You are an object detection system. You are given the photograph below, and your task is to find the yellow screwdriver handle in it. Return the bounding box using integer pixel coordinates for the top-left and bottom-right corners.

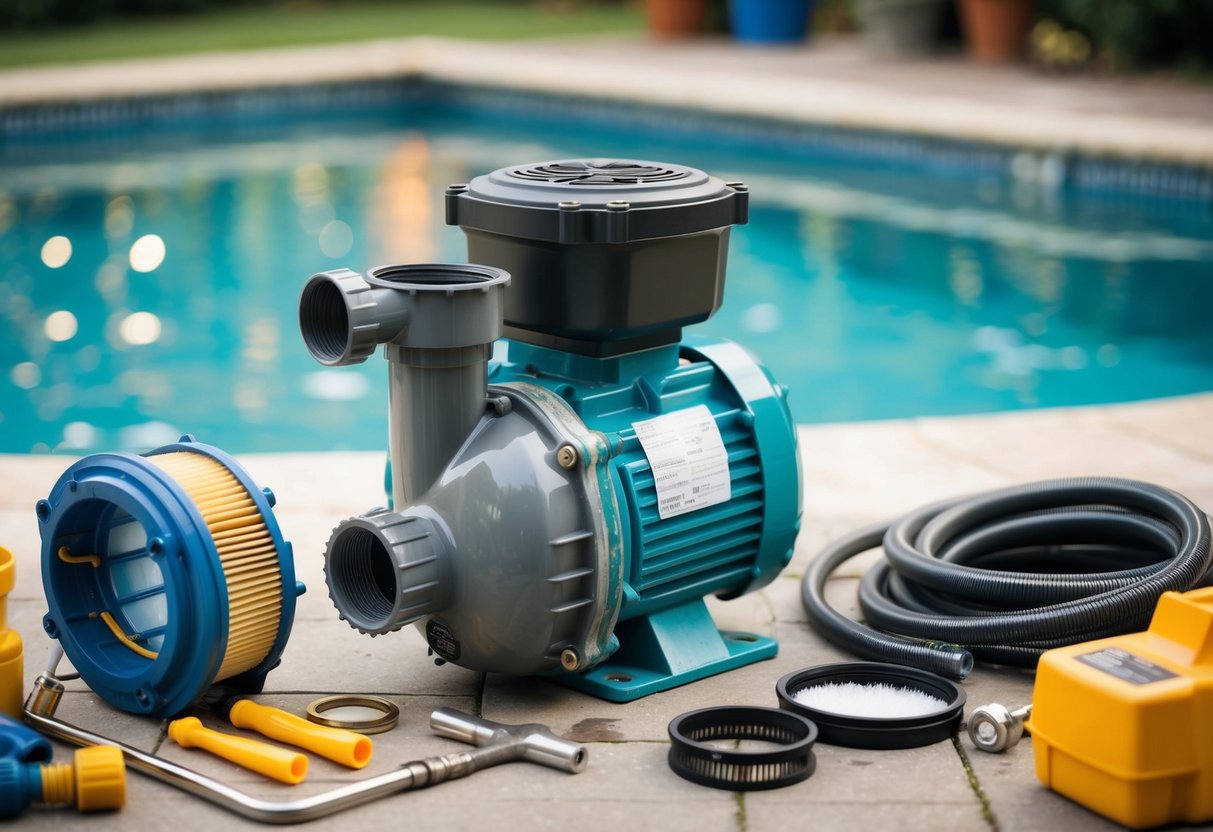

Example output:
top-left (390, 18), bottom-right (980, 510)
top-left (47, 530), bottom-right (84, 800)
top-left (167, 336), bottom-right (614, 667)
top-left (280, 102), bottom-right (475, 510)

top-left (229, 699), bottom-right (372, 769)
top-left (168, 716), bottom-right (308, 785)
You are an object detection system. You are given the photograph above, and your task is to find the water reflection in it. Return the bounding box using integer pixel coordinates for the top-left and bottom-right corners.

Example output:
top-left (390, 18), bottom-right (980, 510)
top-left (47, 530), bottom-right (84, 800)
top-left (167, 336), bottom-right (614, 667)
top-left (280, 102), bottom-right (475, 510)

top-left (741, 303), bottom-right (781, 334)
top-left (0, 194), bottom-right (14, 235)
top-left (371, 135), bottom-right (436, 263)
top-left (0, 107), bottom-right (1210, 454)
top-left (114, 311), bottom-right (162, 347)
top-left (299, 200), bottom-right (335, 234)
top-left (105, 196), bottom-right (135, 239)
top-left (44, 310), bottom-right (78, 342)
top-left (95, 259), bottom-right (127, 300)
top-left (242, 318), bottom-right (279, 365)
top-left (129, 234), bottom-right (166, 273)
top-left (947, 246), bottom-right (983, 307)
top-left (10, 362), bottom-right (40, 389)
top-left (318, 220), bottom-right (353, 258)
top-left (40, 235), bottom-right (72, 268)
top-left (303, 369), bottom-right (371, 401)
top-left (61, 420), bottom-right (100, 449)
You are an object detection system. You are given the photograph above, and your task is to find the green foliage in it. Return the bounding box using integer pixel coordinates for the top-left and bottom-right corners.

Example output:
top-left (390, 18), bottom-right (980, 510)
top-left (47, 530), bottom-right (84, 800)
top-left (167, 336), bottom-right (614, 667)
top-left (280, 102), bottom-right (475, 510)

top-left (1040, 0), bottom-right (1213, 71)
top-left (0, 0), bottom-right (615, 31)
top-left (0, 1), bottom-right (644, 66)
top-left (1, 0), bottom-right (104, 27)
top-left (0, 0), bottom-right (225, 28)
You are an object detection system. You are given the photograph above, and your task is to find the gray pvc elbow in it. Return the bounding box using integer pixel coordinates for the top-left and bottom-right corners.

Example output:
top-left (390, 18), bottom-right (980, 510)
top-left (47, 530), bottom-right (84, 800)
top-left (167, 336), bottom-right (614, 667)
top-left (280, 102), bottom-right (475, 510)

top-left (298, 268), bottom-right (410, 366)
top-left (298, 263), bottom-right (511, 366)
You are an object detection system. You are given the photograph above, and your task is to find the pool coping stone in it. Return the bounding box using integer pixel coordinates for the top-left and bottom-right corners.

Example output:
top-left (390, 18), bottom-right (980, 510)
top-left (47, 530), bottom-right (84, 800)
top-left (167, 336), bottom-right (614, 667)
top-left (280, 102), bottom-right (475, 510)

top-left (1, 34), bottom-right (1212, 169)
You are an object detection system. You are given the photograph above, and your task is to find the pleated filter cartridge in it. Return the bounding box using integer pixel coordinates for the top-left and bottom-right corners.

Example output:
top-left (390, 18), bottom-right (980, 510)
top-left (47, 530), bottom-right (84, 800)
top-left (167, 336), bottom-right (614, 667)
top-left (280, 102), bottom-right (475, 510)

top-left (37, 437), bottom-right (304, 717)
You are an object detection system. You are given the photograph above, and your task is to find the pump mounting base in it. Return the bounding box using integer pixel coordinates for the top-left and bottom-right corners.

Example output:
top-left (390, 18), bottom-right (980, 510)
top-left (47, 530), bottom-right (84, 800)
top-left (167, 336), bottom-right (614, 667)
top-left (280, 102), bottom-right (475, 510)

top-left (558, 598), bottom-right (777, 702)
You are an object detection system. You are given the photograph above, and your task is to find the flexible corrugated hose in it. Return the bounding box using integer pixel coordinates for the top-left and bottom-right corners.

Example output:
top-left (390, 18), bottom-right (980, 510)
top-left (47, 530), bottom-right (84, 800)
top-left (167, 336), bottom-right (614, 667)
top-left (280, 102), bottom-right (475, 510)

top-left (801, 477), bottom-right (1213, 679)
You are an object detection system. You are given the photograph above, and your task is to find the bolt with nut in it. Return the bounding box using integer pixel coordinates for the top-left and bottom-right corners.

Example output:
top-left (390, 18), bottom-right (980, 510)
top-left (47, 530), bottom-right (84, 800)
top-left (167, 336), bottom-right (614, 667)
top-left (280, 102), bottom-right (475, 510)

top-left (556, 444), bottom-right (579, 469)
top-left (967, 703), bottom-right (1032, 753)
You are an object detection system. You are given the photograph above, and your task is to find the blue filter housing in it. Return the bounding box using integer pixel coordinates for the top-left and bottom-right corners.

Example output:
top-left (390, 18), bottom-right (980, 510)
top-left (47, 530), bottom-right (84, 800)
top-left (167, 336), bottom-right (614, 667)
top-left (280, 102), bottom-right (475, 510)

top-left (37, 437), bottom-right (303, 717)
top-left (300, 159), bottom-right (801, 701)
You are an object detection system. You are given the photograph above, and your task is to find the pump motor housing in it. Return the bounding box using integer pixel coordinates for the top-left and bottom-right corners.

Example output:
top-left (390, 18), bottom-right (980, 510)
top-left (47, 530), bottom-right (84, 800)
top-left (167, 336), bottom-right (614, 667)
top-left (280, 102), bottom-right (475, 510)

top-left (300, 159), bottom-right (801, 701)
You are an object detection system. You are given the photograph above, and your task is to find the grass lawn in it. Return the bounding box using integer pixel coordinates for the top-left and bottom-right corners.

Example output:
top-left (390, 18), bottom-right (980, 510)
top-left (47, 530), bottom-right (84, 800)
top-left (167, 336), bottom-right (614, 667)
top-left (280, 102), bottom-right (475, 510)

top-left (0, 1), bottom-right (645, 69)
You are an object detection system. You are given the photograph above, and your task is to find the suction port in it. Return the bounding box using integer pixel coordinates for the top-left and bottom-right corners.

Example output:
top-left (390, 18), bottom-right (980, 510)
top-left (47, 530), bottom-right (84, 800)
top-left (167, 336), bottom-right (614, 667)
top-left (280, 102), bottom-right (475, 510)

top-left (298, 275), bottom-right (356, 365)
top-left (324, 507), bottom-right (452, 636)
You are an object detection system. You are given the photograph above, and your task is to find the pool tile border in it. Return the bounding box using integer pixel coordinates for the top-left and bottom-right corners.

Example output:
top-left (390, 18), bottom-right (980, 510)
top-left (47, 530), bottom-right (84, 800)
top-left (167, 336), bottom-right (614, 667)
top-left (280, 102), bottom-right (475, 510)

top-left (4, 75), bottom-right (1211, 203)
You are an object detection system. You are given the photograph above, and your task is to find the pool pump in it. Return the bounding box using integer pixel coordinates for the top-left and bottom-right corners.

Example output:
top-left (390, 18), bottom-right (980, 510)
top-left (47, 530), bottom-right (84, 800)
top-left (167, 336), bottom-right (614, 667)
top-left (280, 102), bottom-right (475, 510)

top-left (299, 159), bottom-right (801, 701)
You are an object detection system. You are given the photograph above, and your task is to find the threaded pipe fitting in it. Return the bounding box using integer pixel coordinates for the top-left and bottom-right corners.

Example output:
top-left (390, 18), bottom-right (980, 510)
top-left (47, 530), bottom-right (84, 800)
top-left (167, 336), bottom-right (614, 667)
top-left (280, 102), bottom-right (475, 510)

top-left (37, 761), bottom-right (75, 805)
top-left (299, 268), bottom-right (404, 366)
top-left (72, 747), bottom-right (125, 811)
top-left (324, 507), bottom-right (453, 636)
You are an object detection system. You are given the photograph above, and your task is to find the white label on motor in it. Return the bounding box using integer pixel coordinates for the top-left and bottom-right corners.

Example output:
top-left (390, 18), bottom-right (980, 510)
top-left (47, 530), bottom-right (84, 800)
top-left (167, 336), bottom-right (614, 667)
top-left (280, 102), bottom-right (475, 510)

top-left (633, 404), bottom-right (731, 520)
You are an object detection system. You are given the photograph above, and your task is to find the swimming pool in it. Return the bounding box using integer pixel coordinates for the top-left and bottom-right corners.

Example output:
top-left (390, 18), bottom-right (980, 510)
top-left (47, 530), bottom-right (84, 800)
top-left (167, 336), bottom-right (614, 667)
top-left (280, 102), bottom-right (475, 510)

top-left (2, 84), bottom-right (1211, 454)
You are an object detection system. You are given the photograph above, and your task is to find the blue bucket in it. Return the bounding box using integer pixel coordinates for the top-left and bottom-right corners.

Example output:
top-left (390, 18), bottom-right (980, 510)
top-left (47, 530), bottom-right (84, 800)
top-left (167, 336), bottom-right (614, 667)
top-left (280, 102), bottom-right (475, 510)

top-left (729, 0), bottom-right (814, 43)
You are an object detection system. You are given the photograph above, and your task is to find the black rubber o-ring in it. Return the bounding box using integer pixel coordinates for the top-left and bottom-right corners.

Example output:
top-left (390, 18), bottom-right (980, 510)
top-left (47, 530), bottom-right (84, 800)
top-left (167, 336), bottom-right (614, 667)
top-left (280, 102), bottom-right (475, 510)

top-left (667, 706), bottom-right (817, 791)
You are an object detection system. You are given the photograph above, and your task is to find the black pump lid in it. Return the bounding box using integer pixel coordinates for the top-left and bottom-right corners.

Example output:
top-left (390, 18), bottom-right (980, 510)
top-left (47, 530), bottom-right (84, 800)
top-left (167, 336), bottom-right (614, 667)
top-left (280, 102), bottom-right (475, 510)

top-left (445, 158), bottom-right (748, 245)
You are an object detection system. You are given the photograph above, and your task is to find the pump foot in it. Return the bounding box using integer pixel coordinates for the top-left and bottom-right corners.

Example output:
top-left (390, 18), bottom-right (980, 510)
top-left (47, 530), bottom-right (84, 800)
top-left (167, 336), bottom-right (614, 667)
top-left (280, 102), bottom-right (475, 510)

top-left (558, 598), bottom-right (777, 702)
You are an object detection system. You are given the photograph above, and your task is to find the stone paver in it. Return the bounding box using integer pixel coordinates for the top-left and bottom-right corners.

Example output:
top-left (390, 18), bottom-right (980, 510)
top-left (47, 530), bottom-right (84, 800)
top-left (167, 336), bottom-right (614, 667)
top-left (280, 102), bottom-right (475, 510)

top-left (3, 392), bottom-right (1209, 829)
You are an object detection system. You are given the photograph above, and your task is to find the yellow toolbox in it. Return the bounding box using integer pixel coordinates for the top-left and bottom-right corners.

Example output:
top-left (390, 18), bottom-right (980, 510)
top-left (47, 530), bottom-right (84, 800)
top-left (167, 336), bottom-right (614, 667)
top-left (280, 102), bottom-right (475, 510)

top-left (1030, 587), bottom-right (1213, 828)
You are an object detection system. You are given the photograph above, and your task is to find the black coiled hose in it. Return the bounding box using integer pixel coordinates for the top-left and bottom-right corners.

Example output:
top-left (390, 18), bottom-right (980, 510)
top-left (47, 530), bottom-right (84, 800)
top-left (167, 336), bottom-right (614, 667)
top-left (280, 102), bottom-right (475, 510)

top-left (801, 477), bottom-right (1213, 680)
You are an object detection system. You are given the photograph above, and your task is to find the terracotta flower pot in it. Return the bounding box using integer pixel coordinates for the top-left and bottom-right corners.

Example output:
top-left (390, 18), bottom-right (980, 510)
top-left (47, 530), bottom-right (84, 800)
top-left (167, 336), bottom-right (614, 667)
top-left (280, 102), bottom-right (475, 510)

top-left (959, 0), bottom-right (1036, 63)
top-left (646, 0), bottom-right (707, 38)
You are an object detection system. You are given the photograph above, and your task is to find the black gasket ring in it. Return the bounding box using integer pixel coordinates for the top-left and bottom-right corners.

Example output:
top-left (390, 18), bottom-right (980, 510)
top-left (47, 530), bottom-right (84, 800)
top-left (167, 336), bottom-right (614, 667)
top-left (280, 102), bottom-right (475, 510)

top-left (667, 706), bottom-right (817, 791)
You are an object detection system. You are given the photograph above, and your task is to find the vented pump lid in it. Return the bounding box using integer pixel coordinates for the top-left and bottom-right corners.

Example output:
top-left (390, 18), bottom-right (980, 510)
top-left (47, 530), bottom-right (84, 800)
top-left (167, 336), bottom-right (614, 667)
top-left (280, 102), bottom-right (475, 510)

top-left (445, 159), bottom-right (748, 245)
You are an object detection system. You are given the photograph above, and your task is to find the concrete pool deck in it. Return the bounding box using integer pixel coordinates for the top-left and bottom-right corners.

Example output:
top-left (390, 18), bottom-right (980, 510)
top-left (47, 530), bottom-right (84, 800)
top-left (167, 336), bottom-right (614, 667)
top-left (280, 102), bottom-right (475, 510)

top-left (2, 33), bottom-right (1213, 167)
top-left (2, 30), bottom-right (1213, 832)
top-left (3, 393), bottom-right (1213, 831)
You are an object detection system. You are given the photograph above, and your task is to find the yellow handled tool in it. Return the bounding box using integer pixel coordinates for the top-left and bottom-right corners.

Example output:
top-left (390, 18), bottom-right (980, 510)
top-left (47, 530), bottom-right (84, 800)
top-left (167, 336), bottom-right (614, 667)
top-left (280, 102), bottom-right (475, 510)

top-left (0, 546), bottom-right (23, 719)
top-left (228, 699), bottom-right (372, 769)
top-left (168, 717), bottom-right (307, 785)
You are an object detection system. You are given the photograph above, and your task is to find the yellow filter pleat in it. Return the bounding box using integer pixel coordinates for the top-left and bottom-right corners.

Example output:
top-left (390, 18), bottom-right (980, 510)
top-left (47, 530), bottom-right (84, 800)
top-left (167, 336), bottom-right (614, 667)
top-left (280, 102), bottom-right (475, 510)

top-left (148, 451), bottom-right (283, 682)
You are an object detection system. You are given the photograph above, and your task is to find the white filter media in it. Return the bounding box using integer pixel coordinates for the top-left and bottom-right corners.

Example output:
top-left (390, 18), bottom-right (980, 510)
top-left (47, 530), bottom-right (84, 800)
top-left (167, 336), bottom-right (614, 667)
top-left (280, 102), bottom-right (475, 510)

top-left (792, 682), bottom-right (947, 718)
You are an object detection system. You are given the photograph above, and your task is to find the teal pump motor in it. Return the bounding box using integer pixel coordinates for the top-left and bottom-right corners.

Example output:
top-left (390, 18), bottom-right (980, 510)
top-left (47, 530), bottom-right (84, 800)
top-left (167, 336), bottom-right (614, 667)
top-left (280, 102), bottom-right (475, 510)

top-left (299, 159), bottom-right (801, 701)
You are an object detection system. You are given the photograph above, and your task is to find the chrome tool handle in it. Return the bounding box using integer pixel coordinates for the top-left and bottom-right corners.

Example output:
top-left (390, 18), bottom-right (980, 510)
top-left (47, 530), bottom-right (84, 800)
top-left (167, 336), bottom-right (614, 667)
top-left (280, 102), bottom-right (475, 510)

top-left (430, 707), bottom-right (502, 747)
top-left (24, 678), bottom-right (585, 825)
top-left (430, 708), bottom-right (587, 773)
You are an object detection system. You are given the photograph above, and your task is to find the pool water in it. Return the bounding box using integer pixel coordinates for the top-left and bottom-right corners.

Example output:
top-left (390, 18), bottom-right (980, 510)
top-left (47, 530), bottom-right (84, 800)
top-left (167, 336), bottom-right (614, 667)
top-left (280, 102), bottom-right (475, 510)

top-left (2, 88), bottom-right (1211, 454)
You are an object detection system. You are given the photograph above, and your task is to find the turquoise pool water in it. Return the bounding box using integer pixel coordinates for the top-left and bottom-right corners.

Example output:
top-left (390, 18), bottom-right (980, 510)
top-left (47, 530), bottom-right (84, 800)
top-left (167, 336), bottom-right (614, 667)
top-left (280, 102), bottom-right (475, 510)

top-left (2, 87), bottom-right (1211, 454)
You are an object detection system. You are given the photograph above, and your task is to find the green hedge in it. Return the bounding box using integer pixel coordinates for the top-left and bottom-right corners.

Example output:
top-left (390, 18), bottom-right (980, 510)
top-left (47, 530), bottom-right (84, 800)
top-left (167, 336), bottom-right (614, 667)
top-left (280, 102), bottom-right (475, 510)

top-left (0, 0), bottom-right (224, 28)
top-left (1040, 0), bottom-right (1213, 71)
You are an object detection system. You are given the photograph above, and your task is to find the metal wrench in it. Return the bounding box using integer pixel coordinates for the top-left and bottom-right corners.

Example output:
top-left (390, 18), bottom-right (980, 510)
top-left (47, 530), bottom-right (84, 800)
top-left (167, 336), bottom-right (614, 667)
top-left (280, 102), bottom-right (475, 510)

top-left (23, 674), bottom-right (586, 824)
